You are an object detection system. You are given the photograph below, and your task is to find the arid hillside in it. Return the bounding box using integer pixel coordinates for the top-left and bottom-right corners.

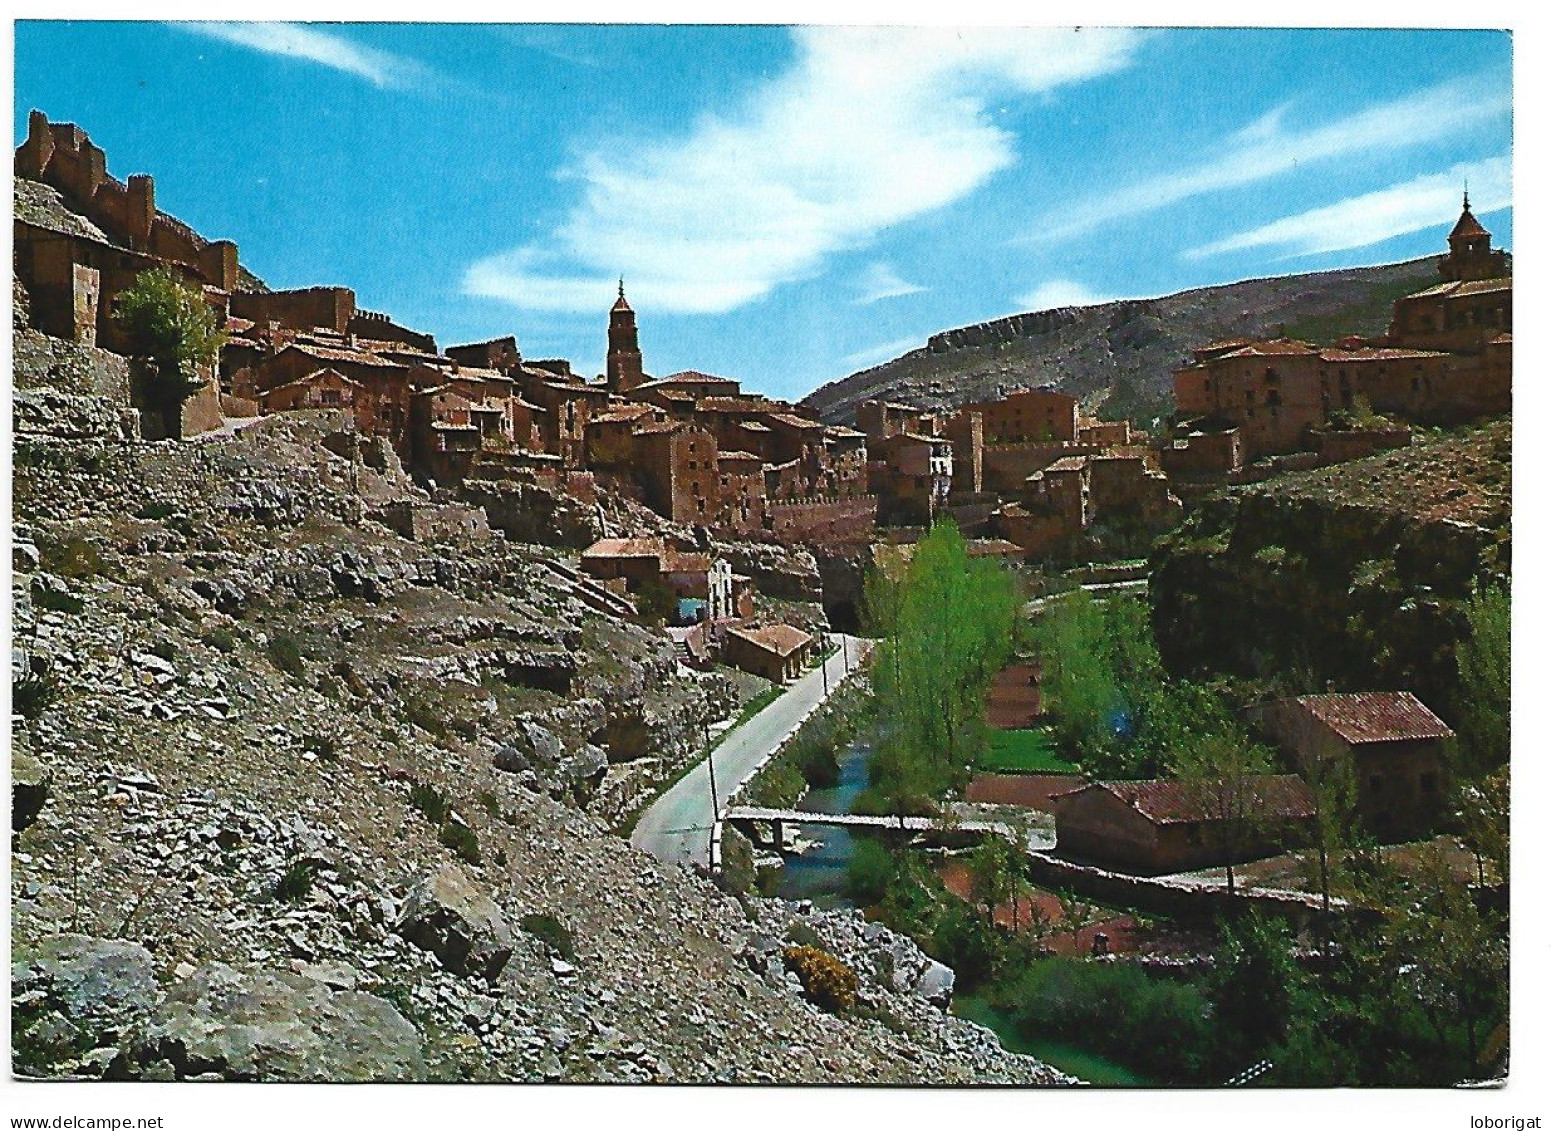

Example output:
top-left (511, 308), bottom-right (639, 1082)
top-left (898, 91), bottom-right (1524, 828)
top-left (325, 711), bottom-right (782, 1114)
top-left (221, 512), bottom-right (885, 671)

top-left (802, 258), bottom-right (1440, 427)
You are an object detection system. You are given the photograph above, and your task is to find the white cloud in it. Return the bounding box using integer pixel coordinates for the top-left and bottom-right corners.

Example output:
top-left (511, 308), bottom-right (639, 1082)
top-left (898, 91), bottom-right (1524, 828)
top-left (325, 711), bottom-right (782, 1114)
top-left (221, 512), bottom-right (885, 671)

top-left (180, 22), bottom-right (423, 88)
top-left (1035, 72), bottom-right (1511, 242)
top-left (840, 336), bottom-right (923, 370)
top-left (1016, 279), bottom-right (1112, 310)
top-left (464, 26), bottom-right (1143, 315)
top-left (1185, 155), bottom-right (1511, 260)
top-left (854, 262), bottom-right (927, 305)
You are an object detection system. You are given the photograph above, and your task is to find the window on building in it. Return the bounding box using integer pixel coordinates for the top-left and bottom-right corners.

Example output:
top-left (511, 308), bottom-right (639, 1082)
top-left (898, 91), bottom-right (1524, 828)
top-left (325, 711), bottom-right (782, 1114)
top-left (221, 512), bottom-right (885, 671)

top-left (696, 499), bottom-right (706, 514)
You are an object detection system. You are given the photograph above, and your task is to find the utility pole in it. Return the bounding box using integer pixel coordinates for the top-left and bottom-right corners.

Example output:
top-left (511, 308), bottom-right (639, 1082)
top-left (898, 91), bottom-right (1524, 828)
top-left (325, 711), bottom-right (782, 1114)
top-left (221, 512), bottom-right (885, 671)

top-left (705, 720), bottom-right (720, 865)
top-left (821, 633), bottom-right (830, 697)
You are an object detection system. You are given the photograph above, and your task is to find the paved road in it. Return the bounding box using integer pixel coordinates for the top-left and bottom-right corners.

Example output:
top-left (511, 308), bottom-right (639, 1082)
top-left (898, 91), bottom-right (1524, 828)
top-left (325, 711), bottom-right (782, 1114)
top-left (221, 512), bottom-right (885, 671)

top-left (630, 633), bottom-right (871, 869)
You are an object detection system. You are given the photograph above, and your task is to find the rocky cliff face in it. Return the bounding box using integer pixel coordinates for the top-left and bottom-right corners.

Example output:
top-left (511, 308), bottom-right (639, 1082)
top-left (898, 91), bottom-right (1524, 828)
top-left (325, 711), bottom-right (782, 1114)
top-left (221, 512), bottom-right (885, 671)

top-left (801, 258), bottom-right (1439, 426)
top-left (1148, 421), bottom-right (1510, 714)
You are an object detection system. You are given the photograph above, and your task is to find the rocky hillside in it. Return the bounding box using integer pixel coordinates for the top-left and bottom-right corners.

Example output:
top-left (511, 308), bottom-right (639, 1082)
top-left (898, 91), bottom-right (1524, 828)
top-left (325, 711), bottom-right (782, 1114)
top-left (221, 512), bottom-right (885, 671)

top-left (802, 258), bottom-right (1439, 426)
top-left (1148, 419), bottom-right (1511, 715)
top-left (11, 286), bottom-right (1064, 1084)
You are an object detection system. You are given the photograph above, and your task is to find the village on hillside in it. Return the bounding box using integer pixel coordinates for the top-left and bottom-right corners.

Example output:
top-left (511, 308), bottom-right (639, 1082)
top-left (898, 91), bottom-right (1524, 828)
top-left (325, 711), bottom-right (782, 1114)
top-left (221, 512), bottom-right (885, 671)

top-left (12, 68), bottom-right (1512, 1101)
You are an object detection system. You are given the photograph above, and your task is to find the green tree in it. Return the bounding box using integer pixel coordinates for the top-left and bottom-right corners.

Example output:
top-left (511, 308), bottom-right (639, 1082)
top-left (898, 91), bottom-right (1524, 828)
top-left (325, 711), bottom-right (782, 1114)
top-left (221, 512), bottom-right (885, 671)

top-left (1210, 912), bottom-right (1298, 1052)
top-left (112, 267), bottom-right (225, 434)
top-left (966, 835), bottom-right (1017, 928)
top-left (1386, 846), bottom-right (1508, 1074)
top-left (1301, 751), bottom-right (1359, 940)
top-left (1455, 583), bottom-right (1509, 773)
top-left (1456, 766), bottom-right (1509, 886)
top-left (866, 521), bottom-right (1021, 808)
top-left (633, 576), bottom-right (678, 625)
top-left (1169, 733), bottom-right (1275, 897)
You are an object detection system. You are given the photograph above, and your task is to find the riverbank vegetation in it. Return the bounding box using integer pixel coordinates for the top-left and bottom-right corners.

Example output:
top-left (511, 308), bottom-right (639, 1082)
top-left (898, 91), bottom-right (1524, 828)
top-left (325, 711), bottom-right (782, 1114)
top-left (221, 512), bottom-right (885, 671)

top-left (740, 677), bottom-right (875, 809)
top-left (860, 521), bottom-right (1022, 812)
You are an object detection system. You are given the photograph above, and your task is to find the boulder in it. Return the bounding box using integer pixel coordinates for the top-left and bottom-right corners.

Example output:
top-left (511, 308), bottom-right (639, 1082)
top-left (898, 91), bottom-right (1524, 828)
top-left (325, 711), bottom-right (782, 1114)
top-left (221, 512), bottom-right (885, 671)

top-left (12, 933), bottom-right (158, 1032)
top-left (121, 964), bottom-right (424, 1082)
top-left (913, 959), bottom-right (956, 1008)
top-left (494, 718), bottom-right (564, 774)
top-left (396, 863), bottom-right (514, 981)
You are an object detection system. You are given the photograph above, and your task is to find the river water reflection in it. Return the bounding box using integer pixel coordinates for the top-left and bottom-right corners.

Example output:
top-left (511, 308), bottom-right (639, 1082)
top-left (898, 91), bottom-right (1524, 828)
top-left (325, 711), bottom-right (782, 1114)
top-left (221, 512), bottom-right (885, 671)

top-left (772, 741), bottom-right (870, 908)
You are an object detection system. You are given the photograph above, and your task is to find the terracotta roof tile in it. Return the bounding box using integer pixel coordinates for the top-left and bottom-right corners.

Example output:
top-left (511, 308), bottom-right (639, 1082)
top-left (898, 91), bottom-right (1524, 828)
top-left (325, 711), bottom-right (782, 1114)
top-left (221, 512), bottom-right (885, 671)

top-left (729, 624), bottom-right (814, 657)
top-left (1292, 691), bottom-right (1454, 745)
top-left (1060, 776), bottom-right (1316, 825)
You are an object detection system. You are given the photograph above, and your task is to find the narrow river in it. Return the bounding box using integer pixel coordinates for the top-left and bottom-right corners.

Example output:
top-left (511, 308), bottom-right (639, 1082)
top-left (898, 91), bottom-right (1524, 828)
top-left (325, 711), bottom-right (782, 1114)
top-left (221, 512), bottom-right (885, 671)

top-left (772, 741), bottom-right (870, 908)
top-left (766, 739), bottom-right (1149, 1086)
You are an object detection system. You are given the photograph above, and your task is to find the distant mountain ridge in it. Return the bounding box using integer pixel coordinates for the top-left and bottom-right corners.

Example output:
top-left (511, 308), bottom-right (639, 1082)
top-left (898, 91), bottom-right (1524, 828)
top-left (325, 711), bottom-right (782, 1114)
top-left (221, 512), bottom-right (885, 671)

top-left (801, 258), bottom-right (1442, 427)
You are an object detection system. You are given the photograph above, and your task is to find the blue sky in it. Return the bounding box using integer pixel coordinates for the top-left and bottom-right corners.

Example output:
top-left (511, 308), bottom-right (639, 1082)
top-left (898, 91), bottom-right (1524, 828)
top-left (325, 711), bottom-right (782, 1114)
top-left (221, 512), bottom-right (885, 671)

top-left (15, 23), bottom-right (1512, 400)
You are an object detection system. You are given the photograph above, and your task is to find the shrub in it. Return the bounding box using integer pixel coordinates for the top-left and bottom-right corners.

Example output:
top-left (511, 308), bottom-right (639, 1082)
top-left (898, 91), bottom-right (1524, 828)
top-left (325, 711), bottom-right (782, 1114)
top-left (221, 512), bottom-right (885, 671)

top-left (845, 838), bottom-right (895, 906)
top-left (135, 501), bottom-right (180, 522)
top-left (519, 912), bottom-right (576, 961)
top-left (42, 537), bottom-right (104, 581)
top-left (149, 639), bottom-right (178, 663)
top-left (266, 634), bottom-right (306, 678)
top-left (275, 858), bottom-right (316, 903)
top-left (992, 957), bottom-right (1217, 1083)
top-left (33, 586), bottom-right (85, 616)
top-left (438, 819), bottom-right (481, 866)
top-left (929, 901), bottom-right (999, 989)
top-left (13, 671), bottom-right (58, 720)
top-left (477, 789), bottom-right (501, 818)
top-left (302, 733), bottom-right (338, 762)
top-left (408, 781), bottom-right (450, 825)
top-left (204, 627), bottom-right (237, 653)
top-left (783, 945), bottom-right (859, 1013)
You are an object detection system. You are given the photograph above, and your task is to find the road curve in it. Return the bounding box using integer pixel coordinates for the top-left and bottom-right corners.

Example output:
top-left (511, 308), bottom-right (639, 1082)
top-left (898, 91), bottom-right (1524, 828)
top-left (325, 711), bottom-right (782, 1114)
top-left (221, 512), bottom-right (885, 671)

top-left (630, 633), bottom-right (872, 870)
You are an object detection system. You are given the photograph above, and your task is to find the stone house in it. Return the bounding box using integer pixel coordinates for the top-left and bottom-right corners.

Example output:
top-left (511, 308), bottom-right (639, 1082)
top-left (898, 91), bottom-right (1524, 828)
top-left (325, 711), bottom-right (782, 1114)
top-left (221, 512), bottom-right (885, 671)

top-left (957, 387), bottom-right (1079, 444)
top-left (1172, 198), bottom-right (1512, 466)
top-left (445, 334), bottom-right (522, 373)
top-left (869, 431), bottom-right (953, 524)
top-left (1051, 776), bottom-right (1317, 875)
top-left (1251, 691), bottom-right (1455, 840)
top-left (240, 342), bottom-right (412, 450)
top-left (259, 367), bottom-right (360, 414)
top-left (723, 624), bottom-right (817, 684)
top-left (856, 399), bottom-right (943, 441)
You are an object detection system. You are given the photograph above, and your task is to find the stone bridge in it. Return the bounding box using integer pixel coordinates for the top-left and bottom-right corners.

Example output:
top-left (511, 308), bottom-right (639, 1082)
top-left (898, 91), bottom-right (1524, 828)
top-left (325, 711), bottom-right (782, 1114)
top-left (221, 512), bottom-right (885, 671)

top-left (722, 806), bottom-right (1035, 850)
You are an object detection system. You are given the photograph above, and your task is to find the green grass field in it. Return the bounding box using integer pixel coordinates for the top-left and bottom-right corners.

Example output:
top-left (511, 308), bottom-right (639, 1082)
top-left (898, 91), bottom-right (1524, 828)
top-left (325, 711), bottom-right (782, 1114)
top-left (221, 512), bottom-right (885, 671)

top-left (978, 728), bottom-right (1080, 774)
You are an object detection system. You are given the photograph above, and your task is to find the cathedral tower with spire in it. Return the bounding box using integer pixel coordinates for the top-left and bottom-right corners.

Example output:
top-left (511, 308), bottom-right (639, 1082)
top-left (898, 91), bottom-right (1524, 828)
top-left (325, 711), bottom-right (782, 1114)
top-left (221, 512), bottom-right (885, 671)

top-left (1440, 191), bottom-right (1509, 283)
top-left (606, 280), bottom-right (646, 394)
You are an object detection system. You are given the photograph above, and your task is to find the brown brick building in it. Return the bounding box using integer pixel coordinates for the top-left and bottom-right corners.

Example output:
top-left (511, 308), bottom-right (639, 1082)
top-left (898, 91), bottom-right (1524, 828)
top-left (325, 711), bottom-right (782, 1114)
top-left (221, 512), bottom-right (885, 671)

top-left (1051, 776), bottom-right (1317, 875)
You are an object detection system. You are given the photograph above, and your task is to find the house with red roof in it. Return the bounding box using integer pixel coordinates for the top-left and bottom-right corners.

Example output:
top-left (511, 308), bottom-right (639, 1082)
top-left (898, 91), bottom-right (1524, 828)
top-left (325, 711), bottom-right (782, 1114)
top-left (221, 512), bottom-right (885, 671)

top-left (1252, 691), bottom-right (1455, 839)
top-left (1051, 775), bottom-right (1317, 874)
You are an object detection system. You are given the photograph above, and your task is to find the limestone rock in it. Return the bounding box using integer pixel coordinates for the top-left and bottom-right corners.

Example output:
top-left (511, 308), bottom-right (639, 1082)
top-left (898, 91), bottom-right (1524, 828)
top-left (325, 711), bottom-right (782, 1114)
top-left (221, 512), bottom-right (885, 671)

top-left (913, 959), bottom-right (956, 1007)
top-left (396, 863), bottom-right (514, 982)
top-left (121, 963), bottom-right (425, 1082)
top-left (12, 934), bottom-right (159, 1032)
